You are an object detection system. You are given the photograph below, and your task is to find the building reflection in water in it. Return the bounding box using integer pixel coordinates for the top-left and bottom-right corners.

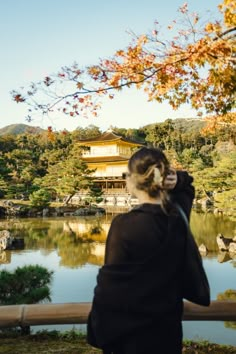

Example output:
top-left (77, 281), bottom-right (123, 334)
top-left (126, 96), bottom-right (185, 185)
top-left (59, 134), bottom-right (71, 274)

top-left (54, 219), bottom-right (109, 267)
top-left (0, 250), bottom-right (11, 264)
top-left (63, 219), bottom-right (110, 242)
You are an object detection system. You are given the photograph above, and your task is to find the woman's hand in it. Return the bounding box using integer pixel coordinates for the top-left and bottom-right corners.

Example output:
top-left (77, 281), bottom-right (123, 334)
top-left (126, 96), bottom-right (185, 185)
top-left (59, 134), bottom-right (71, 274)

top-left (162, 169), bottom-right (177, 190)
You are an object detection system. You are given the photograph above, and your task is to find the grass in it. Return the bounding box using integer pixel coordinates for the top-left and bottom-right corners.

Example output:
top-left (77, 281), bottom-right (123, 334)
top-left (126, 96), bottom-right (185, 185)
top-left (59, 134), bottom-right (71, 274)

top-left (0, 330), bottom-right (235, 354)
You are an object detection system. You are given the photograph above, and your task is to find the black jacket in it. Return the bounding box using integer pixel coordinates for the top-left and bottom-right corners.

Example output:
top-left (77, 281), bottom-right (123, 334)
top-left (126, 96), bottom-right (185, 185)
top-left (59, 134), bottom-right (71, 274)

top-left (87, 171), bottom-right (195, 349)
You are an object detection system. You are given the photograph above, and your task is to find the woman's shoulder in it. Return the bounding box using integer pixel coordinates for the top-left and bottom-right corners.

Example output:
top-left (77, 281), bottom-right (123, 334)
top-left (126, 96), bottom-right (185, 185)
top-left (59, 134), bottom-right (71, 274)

top-left (111, 210), bottom-right (139, 224)
top-left (111, 205), bottom-right (163, 228)
top-left (110, 207), bottom-right (150, 225)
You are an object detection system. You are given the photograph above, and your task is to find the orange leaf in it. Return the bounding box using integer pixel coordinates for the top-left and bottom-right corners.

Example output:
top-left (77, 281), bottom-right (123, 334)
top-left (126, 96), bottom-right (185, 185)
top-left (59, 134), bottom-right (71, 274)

top-left (76, 82), bottom-right (83, 89)
top-left (14, 94), bottom-right (25, 103)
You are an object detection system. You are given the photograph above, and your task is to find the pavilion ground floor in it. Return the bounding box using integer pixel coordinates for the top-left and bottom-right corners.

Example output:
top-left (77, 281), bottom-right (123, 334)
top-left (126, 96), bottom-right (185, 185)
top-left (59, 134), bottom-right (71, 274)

top-left (69, 176), bottom-right (138, 210)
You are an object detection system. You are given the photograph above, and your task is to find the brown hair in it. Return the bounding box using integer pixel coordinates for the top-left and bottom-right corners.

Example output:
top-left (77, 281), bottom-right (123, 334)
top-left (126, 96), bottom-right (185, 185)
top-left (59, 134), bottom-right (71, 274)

top-left (128, 147), bottom-right (170, 210)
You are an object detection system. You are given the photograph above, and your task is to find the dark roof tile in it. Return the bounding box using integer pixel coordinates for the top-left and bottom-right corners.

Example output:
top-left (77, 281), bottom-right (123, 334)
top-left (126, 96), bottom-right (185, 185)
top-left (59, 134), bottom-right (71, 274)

top-left (82, 156), bottom-right (129, 163)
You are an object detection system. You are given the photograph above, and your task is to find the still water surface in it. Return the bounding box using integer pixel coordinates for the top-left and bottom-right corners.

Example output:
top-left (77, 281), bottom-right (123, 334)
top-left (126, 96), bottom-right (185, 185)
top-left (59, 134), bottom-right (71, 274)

top-left (0, 212), bottom-right (235, 345)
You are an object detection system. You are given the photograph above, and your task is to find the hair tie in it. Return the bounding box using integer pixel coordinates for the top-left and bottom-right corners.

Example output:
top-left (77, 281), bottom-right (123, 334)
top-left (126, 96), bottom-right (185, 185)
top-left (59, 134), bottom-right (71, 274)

top-left (153, 167), bottom-right (163, 185)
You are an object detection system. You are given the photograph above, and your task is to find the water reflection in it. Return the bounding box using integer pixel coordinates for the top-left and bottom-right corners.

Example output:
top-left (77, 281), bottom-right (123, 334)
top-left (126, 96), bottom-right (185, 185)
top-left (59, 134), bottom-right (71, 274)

top-left (217, 290), bottom-right (236, 331)
top-left (0, 250), bottom-right (11, 263)
top-left (0, 212), bottom-right (235, 267)
top-left (191, 212), bottom-right (236, 252)
top-left (57, 242), bottom-right (105, 267)
top-left (0, 216), bottom-right (110, 266)
top-left (217, 252), bottom-right (236, 265)
top-left (0, 212), bottom-right (235, 343)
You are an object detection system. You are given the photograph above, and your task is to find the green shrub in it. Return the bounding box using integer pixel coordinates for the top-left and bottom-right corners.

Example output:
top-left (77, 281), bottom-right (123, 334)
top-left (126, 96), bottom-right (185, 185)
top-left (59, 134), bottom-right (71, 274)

top-left (29, 189), bottom-right (51, 210)
top-left (0, 265), bottom-right (53, 305)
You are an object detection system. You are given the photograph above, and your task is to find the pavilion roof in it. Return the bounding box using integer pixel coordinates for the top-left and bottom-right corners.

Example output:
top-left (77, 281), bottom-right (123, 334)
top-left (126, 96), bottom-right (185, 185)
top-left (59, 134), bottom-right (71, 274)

top-left (77, 130), bottom-right (143, 145)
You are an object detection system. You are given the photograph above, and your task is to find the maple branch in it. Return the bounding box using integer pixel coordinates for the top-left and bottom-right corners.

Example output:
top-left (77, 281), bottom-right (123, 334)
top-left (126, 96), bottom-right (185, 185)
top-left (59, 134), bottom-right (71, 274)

top-left (12, 0), bottom-right (236, 120)
top-left (214, 26), bottom-right (236, 40)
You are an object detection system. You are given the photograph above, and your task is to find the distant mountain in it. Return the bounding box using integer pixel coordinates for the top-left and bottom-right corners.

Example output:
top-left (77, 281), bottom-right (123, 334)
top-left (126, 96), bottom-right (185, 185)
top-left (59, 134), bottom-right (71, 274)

top-left (172, 118), bottom-right (206, 132)
top-left (0, 124), bottom-right (45, 136)
top-left (143, 117), bottom-right (206, 133)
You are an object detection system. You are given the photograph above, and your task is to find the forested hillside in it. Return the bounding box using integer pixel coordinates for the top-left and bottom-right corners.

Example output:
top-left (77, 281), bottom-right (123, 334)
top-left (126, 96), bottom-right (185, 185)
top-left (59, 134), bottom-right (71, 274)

top-left (0, 124), bottom-right (44, 136)
top-left (0, 119), bottom-right (235, 219)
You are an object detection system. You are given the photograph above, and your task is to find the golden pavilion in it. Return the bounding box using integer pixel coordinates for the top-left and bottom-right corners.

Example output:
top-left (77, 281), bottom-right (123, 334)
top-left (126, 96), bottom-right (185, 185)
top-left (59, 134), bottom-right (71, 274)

top-left (77, 129), bottom-right (144, 194)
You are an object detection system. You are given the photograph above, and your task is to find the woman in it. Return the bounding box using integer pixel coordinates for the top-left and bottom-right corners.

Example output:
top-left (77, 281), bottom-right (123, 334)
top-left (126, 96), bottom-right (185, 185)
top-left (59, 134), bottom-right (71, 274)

top-left (87, 147), bottom-right (195, 354)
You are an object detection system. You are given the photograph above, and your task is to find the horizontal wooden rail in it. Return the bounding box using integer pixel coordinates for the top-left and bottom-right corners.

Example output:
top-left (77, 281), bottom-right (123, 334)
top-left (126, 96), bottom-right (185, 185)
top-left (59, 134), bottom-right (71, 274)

top-left (0, 301), bottom-right (236, 329)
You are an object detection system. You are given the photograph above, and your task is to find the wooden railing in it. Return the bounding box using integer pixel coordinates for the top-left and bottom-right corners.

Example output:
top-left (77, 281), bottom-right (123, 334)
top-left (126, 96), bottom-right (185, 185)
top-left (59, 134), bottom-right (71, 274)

top-left (0, 301), bottom-right (236, 328)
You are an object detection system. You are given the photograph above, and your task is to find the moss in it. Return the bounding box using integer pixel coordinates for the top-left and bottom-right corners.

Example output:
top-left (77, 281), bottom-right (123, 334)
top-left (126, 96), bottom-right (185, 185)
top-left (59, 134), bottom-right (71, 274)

top-left (0, 333), bottom-right (100, 354)
top-left (0, 331), bottom-right (235, 354)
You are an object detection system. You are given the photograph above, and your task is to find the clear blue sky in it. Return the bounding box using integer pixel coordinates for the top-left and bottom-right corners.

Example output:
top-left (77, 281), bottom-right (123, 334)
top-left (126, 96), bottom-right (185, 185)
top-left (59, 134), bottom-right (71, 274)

top-left (0, 0), bottom-right (221, 132)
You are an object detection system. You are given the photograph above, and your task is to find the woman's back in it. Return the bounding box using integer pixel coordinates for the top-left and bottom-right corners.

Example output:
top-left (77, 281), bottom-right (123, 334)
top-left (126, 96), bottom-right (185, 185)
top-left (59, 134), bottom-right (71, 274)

top-left (105, 203), bottom-right (183, 264)
top-left (87, 148), bottom-right (195, 353)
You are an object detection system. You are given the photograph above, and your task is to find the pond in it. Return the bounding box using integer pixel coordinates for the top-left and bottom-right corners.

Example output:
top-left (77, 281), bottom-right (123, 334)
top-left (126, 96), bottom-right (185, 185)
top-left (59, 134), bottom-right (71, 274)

top-left (0, 211), bottom-right (235, 346)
